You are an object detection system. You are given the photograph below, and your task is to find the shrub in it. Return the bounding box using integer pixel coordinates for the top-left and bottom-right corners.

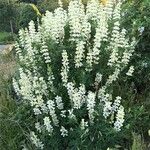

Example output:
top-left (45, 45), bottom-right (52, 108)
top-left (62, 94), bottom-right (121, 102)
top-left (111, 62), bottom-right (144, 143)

top-left (0, 0), bottom-right (18, 32)
top-left (19, 3), bottom-right (39, 29)
top-left (0, 32), bottom-right (14, 44)
top-left (13, 0), bottom-right (136, 149)
top-left (37, 0), bottom-right (87, 13)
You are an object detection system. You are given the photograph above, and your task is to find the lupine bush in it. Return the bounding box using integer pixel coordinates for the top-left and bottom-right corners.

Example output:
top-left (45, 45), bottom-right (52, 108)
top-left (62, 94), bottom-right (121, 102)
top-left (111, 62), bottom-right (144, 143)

top-left (13, 0), bottom-right (136, 149)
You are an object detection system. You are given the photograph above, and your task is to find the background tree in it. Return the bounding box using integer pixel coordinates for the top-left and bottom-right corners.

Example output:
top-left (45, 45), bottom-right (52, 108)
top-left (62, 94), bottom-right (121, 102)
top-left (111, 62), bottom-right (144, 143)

top-left (0, 0), bottom-right (18, 33)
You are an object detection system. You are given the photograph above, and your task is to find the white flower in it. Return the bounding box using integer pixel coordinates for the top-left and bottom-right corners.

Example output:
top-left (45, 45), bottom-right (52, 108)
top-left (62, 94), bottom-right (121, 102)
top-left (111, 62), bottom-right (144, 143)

top-left (41, 104), bottom-right (48, 114)
top-left (103, 101), bottom-right (112, 118)
top-left (98, 86), bottom-right (107, 101)
top-left (30, 131), bottom-right (44, 149)
top-left (32, 76), bottom-right (48, 97)
top-left (112, 96), bottom-right (121, 112)
top-left (42, 8), bottom-right (67, 42)
top-left (53, 7), bottom-right (67, 42)
top-left (86, 6), bottom-right (108, 66)
top-left (41, 41), bottom-right (51, 64)
top-left (118, 29), bottom-right (129, 48)
top-left (67, 83), bottom-right (86, 109)
top-left (15, 42), bottom-right (24, 61)
top-left (86, 48), bottom-right (93, 70)
top-left (18, 29), bottom-right (26, 47)
top-left (86, 91), bottom-right (96, 123)
top-left (104, 0), bottom-right (114, 18)
top-left (126, 66), bottom-right (134, 76)
top-left (106, 68), bottom-right (120, 85)
top-left (148, 130), bottom-right (150, 136)
top-left (47, 73), bottom-right (55, 92)
top-left (28, 21), bottom-right (36, 42)
top-left (108, 20), bottom-right (121, 66)
top-left (112, 1), bottom-right (121, 20)
top-left (19, 68), bottom-right (33, 101)
top-left (35, 122), bottom-right (42, 133)
top-left (24, 32), bottom-right (35, 64)
top-left (81, 17), bottom-right (91, 40)
top-left (72, 91), bottom-right (81, 109)
top-left (38, 77), bottom-right (48, 95)
top-left (78, 84), bottom-right (86, 104)
top-left (43, 116), bottom-right (53, 133)
top-left (58, 0), bottom-right (63, 7)
top-left (22, 146), bottom-right (28, 150)
top-left (80, 119), bottom-right (88, 130)
top-left (95, 73), bottom-right (102, 84)
top-left (121, 50), bottom-right (133, 65)
top-left (33, 107), bottom-right (42, 115)
top-left (107, 49), bottom-right (119, 66)
top-left (92, 12), bottom-right (108, 64)
top-left (74, 41), bottom-right (85, 68)
top-left (103, 93), bottom-right (110, 102)
top-left (66, 82), bottom-right (75, 100)
top-left (68, 109), bottom-right (76, 119)
top-left (47, 100), bottom-right (59, 126)
top-left (61, 50), bottom-right (69, 86)
top-left (68, 0), bottom-right (85, 42)
top-left (12, 78), bottom-right (20, 96)
top-left (60, 126), bottom-right (68, 137)
top-left (138, 26), bottom-right (145, 35)
top-left (86, 0), bottom-right (100, 21)
top-left (34, 95), bottom-right (44, 107)
top-left (60, 110), bottom-right (66, 118)
top-left (141, 61), bottom-right (148, 68)
top-left (114, 105), bottom-right (125, 131)
top-left (55, 96), bottom-right (64, 110)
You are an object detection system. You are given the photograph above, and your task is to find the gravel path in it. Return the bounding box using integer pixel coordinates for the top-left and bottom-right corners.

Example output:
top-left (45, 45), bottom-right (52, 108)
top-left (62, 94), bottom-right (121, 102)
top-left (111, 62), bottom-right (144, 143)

top-left (0, 45), bottom-right (8, 52)
top-left (0, 44), bottom-right (14, 53)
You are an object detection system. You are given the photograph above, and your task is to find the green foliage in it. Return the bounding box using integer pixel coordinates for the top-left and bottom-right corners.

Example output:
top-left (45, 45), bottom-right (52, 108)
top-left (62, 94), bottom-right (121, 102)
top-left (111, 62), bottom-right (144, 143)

top-left (19, 4), bottom-right (38, 29)
top-left (37, 0), bottom-right (87, 13)
top-left (37, 0), bottom-right (66, 13)
top-left (0, 32), bottom-right (14, 44)
top-left (0, 0), bottom-right (18, 32)
top-left (0, 0), bottom-right (40, 33)
top-left (120, 0), bottom-right (150, 148)
top-left (17, 0), bottom-right (37, 4)
top-left (131, 133), bottom-right (146, 150)
top-left (0, 1), bottom-right (149, 150)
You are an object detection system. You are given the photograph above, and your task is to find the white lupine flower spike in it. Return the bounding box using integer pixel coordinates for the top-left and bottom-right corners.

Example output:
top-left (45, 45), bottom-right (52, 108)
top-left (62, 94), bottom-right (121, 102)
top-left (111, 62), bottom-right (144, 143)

top-left (126, 66), bottom-right (134, 76)
top-left (61, 50), bottom-right (69, 86)
top-left (60, 126), bottom-right (68, 137)
top-left (114, 105), bottom-right (125, 131)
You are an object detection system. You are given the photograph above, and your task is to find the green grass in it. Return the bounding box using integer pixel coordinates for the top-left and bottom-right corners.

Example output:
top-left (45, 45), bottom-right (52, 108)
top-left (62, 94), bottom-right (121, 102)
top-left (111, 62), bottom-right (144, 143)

top-left (0, 32), bottom-right (14, 44)
top-left (0, 50), bottom-right (34, 150)
top-left (0, 51), bottom-right (24, 150)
